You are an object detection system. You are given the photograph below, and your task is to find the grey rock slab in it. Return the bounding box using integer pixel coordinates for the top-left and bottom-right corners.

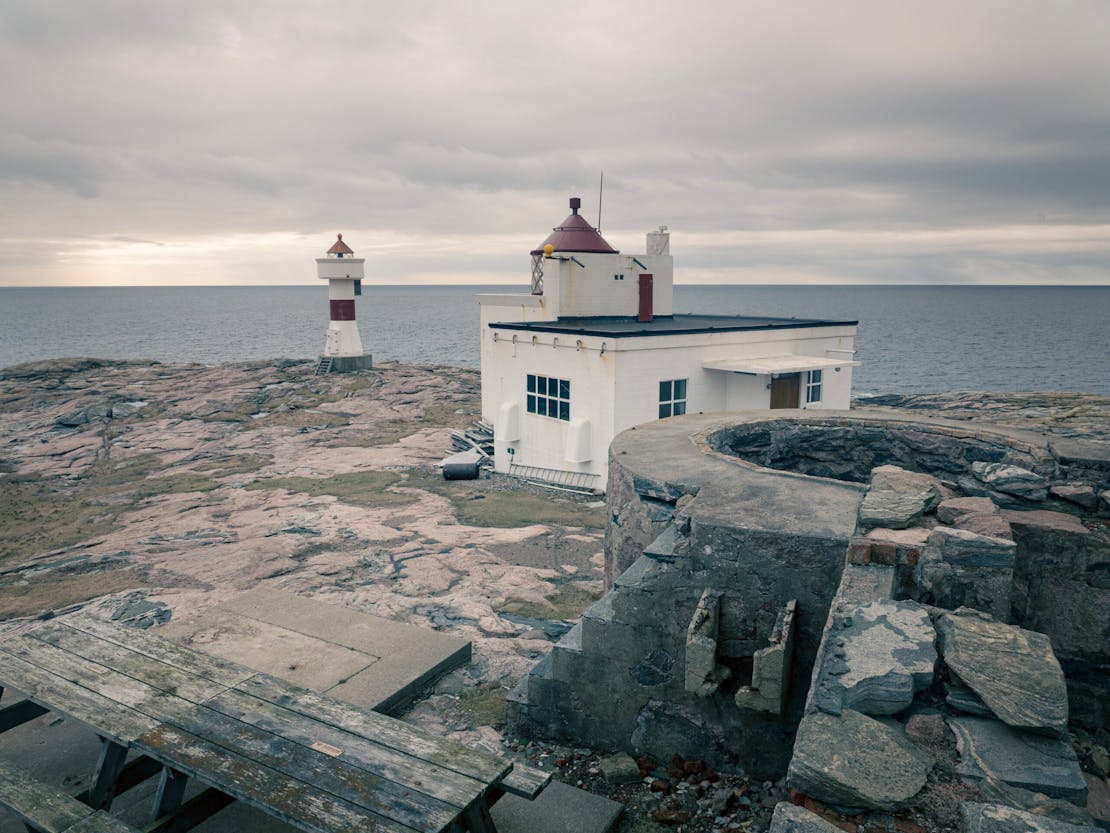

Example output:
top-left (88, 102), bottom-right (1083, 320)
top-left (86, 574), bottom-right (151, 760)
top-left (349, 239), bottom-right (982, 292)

top-left (835, 600), bottom-right (937, 716)
top-left (960, 802), bottom-right (1100, 833)
top-left (937, 611), bottom-right (1068, 737)
top-left (598, 754), bottom-right (640, 785)
top-left (949, 717), bottom-right (1087, 804)
top-left (491, 780), bottom-right (623, 833)
top-left (859, 487), bottom-right (929, 530)
top-left (925, 527), bottom-right (1016, 568)
top-left (1050, 484), bottom-right (1099, 511)
top-left (946, 684), bottom-right (994, 716)
top-left (869, 465), bottom-right (946, 511)
top-left (788, 709), bottom-right (932, 810)
top-left (952, 512), bottom-right (1014, 540)
top-left (937, 497), bottom-right (1001, 524)
top-left (769, 803), bottom-right (846, 833)
top-left (972, 462), bottom-right (1049, 502)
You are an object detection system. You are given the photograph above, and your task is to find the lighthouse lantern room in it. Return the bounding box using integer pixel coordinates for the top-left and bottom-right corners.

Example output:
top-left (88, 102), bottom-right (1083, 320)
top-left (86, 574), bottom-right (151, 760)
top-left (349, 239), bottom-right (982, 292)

top-left (315, 234), bottom-right (372, 374)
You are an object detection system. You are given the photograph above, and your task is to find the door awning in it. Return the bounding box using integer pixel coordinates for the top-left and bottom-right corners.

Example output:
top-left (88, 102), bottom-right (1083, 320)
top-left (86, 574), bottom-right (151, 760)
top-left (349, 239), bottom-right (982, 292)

top-left (702, 355), bottom-right (860, 375)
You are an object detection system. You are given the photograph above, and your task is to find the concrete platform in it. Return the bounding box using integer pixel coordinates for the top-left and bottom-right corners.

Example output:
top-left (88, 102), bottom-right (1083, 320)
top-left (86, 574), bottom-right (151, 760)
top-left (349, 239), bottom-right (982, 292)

top-left (158, 586), bottom-right (470, 714)
top-left (492, 781), bottom-right (623, 833)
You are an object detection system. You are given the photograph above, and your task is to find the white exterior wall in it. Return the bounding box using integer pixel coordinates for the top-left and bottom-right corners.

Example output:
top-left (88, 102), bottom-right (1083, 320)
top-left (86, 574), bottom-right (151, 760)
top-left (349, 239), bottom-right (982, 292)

top-left (481, 323), bottom-right (856, 487)
top-left (316, 257), bottom-right (365, 280)
top-left (549, 251), bottom-right (674, 318)
top-left (482, 330), bottom-right (615, 480)
top-left (323, 278), bottom-right (365, 357)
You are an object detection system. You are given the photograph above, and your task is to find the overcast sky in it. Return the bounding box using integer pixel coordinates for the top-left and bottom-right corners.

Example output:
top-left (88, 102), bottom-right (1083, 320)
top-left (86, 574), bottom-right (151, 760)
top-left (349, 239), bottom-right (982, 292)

top-left (2, 1), bottom-right (1109, 286)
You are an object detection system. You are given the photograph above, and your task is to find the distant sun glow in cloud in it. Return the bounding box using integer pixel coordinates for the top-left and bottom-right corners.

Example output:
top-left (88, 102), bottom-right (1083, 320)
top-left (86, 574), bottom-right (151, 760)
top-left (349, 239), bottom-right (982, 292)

top-left (1, 1), bottom-right (1109, 286)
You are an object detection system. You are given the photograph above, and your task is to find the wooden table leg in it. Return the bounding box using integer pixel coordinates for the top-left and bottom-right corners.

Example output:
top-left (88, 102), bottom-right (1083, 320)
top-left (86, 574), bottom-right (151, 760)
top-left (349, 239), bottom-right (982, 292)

top-left (151, 767), bottom-right (189, 823)
top-left (87, 738), bottom-right (128, 810)
top-left (461, 799), bottom-right (498, 833)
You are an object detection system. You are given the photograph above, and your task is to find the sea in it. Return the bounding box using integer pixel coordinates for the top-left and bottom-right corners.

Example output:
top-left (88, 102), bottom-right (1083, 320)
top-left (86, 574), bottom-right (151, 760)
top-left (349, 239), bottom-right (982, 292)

top-left (1, 285), bottom-right (1107, 396)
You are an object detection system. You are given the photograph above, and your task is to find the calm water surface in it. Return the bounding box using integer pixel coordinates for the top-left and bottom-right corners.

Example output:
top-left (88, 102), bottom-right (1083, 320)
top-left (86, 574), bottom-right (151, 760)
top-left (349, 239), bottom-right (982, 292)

top-left (1, 285), bottom-right (1107, 395)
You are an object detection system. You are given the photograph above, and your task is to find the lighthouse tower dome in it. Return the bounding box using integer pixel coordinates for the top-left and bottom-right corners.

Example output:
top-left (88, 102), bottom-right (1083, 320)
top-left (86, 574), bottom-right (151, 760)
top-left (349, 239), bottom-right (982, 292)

top-left (314, 234), bottom-right (371, 373)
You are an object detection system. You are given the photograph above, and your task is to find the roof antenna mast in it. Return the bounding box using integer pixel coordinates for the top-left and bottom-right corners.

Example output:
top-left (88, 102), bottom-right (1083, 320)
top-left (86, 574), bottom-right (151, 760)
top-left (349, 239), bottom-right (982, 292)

top-left (597, 171), bottom-right (604, 232)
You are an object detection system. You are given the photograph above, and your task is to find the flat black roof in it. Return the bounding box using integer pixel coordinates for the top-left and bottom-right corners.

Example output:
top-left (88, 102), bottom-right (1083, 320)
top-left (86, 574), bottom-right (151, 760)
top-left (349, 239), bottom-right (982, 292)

top-left (488, 314), bottom-right (858, 338)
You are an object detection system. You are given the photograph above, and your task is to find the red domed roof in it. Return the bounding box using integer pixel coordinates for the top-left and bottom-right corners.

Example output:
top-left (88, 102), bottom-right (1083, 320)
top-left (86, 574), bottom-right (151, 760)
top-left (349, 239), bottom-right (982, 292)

top-left (327, 233), bottom-right (354, 255)
top-left (530, 197), bottom-right (618, 255)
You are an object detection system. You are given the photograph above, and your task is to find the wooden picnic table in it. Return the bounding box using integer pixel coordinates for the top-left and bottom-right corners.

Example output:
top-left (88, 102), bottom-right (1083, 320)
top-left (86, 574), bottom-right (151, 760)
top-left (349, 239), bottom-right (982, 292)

top-left (0, 613), bottom-right (518, 833)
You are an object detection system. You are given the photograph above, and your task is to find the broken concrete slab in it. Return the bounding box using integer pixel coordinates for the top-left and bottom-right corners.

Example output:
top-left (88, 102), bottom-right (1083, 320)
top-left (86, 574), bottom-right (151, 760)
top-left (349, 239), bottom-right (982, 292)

top-left (833, 600), bottom-right (936, 716)
top-left (735, 599), bottom-right (796, 716)
top-left (937, 611), bottom-right (1068, 737)
top-left (959, 802), bottom-right (1101, 833)
top-left (160, 586), bottom-right (470, 714)
top-left (788, 709), bottom-right (932, 811)
top-left (769, 802), bottom-right (847, 833)
top-left (685, 588), bottom-right (728, 697)
top-left (949, 718), bottom-right (1088, 805)
top-left (491, 780), bottom-right (623, 833)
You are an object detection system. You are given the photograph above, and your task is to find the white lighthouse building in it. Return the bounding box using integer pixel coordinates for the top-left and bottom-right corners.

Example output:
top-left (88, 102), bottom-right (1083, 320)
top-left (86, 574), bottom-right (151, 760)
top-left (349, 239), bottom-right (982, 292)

top-left (477, 197), bottom-right (859, 491)
top-left (316, 234), bottom-right (372, 373)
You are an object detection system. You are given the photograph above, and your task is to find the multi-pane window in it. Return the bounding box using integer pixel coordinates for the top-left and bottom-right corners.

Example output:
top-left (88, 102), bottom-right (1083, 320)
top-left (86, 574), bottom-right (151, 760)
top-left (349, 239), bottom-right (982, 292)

top-left (527, 374), bottom-right (570, 421)
top-left (806, 369), bottom-right (823, 404)
top-left (658, 379), bottom-right (688, 418)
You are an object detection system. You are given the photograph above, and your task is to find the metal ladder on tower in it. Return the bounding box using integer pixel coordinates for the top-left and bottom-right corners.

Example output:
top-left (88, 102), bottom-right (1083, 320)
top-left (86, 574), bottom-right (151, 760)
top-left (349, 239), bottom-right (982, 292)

top-left (314, 356), bottom-right (333, 376)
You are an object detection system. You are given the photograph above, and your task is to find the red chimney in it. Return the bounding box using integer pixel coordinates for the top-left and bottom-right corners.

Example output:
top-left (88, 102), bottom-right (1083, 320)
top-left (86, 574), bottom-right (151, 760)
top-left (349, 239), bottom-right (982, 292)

top-left (638, 274), bottom-right (653, 322)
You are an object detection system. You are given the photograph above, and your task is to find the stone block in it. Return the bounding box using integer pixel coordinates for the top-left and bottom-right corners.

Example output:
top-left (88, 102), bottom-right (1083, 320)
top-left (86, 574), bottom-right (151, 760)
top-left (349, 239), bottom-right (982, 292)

top-left (685, 588), bottom-right (729, 697)
top-left (959, 802), bottom-right (1101, 833)
top-left (869, 465), bottom-right (946, 511)
top-left (491, 781), bottom-right (624, 833)
top-left (953, 512), bottom-right (1014, 540)
top-left (972, 462), bottom-right (1049, 502)
top-left (859, 488), bottom-right (929, 530)
top-left (949, 718), bottom-right (1087, 805)
top-left (830, 600), bottom-right (936, 716)
top-left (788, 709), bottom-right (932, 811)
top-left (599, 754), bottom-right (640, 784)
top-left (937, 610), bottom-right (1069, 737)
top-left (915, 528), bottom-right (1015, 620)
top-left (736, 599), bottom-right (796, 715)
top-left (937, 497), bottom-right (1000, 524)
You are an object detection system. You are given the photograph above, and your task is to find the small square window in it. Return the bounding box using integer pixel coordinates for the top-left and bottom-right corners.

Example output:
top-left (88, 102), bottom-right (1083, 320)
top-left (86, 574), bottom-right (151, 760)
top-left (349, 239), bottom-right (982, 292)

top-left (658, 378), bottom-right (688, 420)
top-left (525, 373), bottom-right (571, 421)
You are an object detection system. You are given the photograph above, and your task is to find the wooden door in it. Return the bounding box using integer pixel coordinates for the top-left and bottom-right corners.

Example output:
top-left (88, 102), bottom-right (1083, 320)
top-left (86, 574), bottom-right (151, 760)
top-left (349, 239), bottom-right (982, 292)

top-left (770, 374), bottom-right (800, 409)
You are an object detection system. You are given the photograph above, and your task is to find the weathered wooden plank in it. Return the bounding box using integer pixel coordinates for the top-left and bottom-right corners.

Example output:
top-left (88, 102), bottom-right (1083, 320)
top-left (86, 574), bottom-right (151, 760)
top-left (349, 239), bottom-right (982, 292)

top-left (206, 688), bottom-right (485, 807)
top-left (133, 723), bottom-right (422, 833)
top-left (496, 763), bottom-right (551, 799)
top-left (150, 768), bottom-right (188, 823)
top-left (65, 813), bottom-right (140, 833)
top-left (0, 757), bottom-right (95, 833)
top-left (149, 702), bottom-right (461, 833)
top-left (143, 788), bottom-right (234, 833)
top-left (0, 649), bottom-right (157, 744)
top-left (0, 637), bottom-right (179, 726)
top-left (26, 623), bottom-right (232, 705)
top-left (235, 674), bottom-right (510, 784)
top-left (51, 616), bottom-right (254, 689)
top-left (0, 698), bottom-right (49, 733)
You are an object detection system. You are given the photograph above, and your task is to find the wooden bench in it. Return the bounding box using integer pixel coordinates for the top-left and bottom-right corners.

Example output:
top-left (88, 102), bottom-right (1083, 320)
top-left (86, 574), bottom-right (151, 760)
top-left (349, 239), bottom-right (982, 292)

top-left (0, 758), bottom-right (137, 833)
top-left (0, 614), bottom-right (530, 833)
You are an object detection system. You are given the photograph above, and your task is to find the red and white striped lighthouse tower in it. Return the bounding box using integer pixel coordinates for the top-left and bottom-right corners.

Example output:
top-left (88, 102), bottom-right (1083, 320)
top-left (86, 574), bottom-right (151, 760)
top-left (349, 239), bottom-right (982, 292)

top-left (315, 234), bottom-right (372, 373)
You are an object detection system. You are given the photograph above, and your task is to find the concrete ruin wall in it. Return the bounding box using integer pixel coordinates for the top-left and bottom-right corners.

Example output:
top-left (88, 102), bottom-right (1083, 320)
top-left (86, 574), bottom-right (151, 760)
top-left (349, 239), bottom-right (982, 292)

top-left (508, 409), bottom-right (1110, 785)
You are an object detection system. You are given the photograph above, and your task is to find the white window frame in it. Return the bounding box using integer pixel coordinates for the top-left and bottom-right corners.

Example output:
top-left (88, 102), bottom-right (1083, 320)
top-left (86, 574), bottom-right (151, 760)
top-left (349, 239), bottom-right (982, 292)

top-left (527, 373), bottom-right (571, 421)
top-left (805, 369), bottom-right (823, 404)
top-left (658, 378), bottom-right (688, 418)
